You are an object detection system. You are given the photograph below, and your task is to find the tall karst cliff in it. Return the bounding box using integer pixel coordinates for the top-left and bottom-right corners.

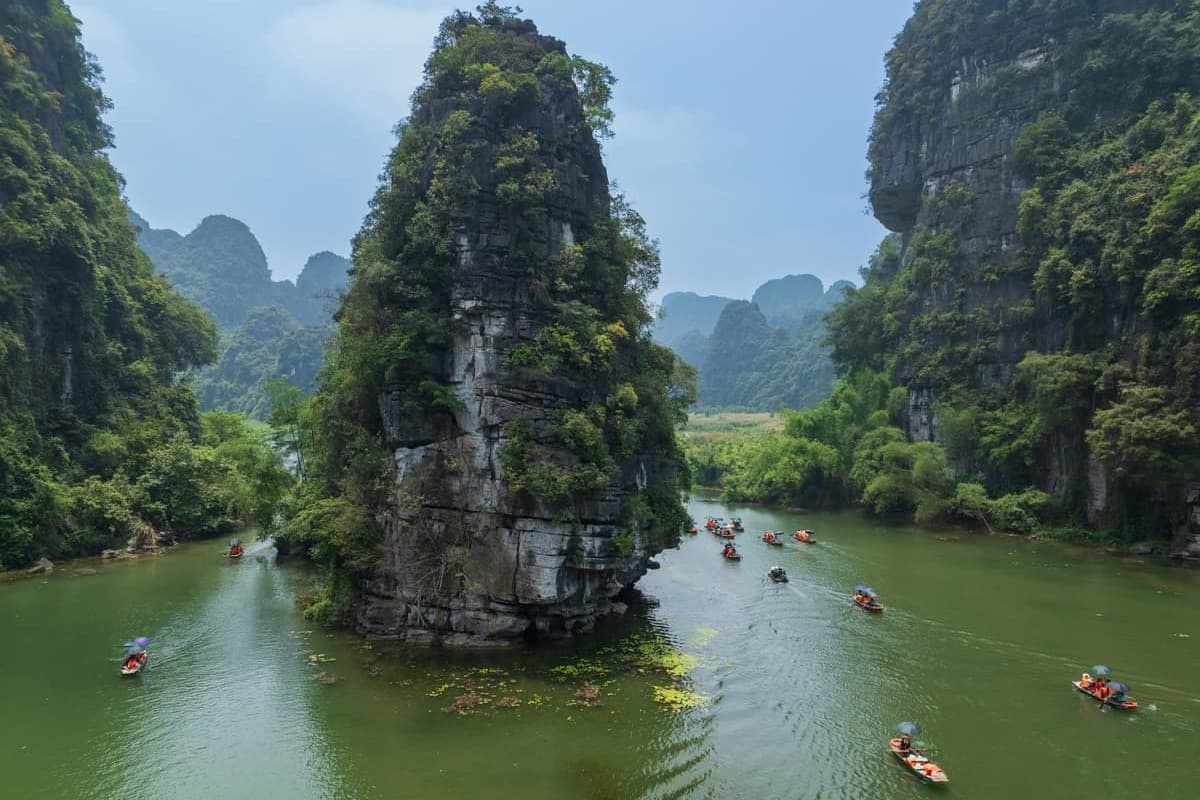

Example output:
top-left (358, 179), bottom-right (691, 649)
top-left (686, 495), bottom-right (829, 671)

top-left (0, 1), bottom-right (218, 567)
top-left (835, 0), bottom-right (1200, 539)
top-left (284, 7), bottom-right (691, 643)
top-left (130, 212), bottom-right (350, 417)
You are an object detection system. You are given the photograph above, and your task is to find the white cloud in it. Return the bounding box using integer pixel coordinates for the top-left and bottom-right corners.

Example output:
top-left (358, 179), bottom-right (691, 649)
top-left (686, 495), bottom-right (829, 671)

top-left (265, 1), bottom-right (449, 124)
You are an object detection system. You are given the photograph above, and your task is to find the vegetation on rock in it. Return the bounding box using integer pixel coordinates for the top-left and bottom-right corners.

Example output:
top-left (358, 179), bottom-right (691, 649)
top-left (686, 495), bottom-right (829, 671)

top-left (277, 4), bottom-right (693, 620)
top-left (0, 1), bottom-right (288, 568)
top-left (131, 213), bottom-right (349, 417)
top-left (654, 277), bottom-right (847, 411)
top-left (695, 0), bottom-right (1200, 544)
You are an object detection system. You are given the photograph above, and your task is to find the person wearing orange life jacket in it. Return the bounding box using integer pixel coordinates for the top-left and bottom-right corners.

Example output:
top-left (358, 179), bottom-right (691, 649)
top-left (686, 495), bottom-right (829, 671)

top-left (1079, 672), bottom-right (1093, 689)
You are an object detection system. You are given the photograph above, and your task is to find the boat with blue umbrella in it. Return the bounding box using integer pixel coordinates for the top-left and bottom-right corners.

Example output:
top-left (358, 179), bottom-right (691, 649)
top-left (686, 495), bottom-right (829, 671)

top-left (889, 722), bottom-right (948, 784)
top-left (1073, 665), bottom-right (1137, 709)
top-left (853, 584), bottom-right (884, 612)
top-left (119, 636), bottom-right (150, 676)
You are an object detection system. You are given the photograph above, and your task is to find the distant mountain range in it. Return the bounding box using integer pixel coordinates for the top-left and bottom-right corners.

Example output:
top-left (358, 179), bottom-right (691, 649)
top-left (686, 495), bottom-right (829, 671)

top-left (653, 275), bottom-right (852, 410)
top-left (130, 212), bottom-right (349, 417)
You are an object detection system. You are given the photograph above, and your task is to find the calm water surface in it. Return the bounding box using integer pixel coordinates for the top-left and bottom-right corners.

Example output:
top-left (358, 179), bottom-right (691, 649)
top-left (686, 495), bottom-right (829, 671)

top-left (3, 499), bottom-right (1198, 799)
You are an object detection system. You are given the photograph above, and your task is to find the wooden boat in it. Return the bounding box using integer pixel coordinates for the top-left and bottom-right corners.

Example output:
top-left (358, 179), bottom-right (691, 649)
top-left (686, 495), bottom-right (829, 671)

top-left (729, 517), bottom-right (744, 531)
top-left (687, 522), bottom-right (698, 534)
top-left (1071, 681), bottom-right (1137, 709)
top-left (768, 567), bottom-right (788, 582)
top-left (793, 530), bottom-right (816, 543)
top-left (716, 527), bottom-right (736, 539)
top-left (761, 532), bottom-right (784, 545)
top-left (854, 594), bottom-right (884, 612)
top-left (721, 548), bottom-right (742, 561)
top-left (120, 651), bottom-right (148, 676)
top-left (229, 547), bottom-right (244, 559)
top-left (889, 738), bottom-right (948, 784)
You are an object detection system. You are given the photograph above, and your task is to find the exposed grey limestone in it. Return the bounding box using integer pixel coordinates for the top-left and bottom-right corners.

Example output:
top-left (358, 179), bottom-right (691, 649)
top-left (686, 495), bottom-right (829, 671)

top-left (27, 558), bottom-right (53, 575)
top-left (353, 37), bottom-right (673, 645)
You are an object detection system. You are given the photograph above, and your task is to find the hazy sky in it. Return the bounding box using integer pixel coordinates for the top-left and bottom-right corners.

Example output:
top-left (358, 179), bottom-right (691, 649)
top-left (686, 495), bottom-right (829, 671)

top-left (73, 0), bottom-right (913, 297)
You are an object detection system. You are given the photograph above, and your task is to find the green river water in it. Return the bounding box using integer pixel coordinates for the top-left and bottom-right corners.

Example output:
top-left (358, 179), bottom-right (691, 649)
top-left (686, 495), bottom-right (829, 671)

top-left (3, 497), bottom-right (1199, 799)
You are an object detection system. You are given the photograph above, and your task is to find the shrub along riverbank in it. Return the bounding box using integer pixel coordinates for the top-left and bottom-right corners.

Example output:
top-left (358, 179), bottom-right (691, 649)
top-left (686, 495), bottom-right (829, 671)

top-left (0, 407), bottom-right (292, 572)
top-left (683, 369), bottom-right (1151, 548)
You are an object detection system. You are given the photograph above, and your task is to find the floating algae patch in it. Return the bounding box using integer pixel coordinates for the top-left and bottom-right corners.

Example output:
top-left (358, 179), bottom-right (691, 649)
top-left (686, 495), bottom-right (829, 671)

top-left (621, 632), bottom-right (702, 677)
top-left (362, 626), bottom-right (715, 721)
top-left (418, 665), bottom-right (534, 715)
top-left (647, 648), bottom-right (699, 678)
top-left (651, 685), bottom-right (710, 712)
top-left (549, 658), bottom-right (612, 682)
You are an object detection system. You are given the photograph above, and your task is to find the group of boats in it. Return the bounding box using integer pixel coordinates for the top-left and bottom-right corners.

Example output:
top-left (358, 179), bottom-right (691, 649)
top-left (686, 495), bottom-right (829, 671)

top-left (691, 518), bottom-right (817, 564)
top-left (685, 513), bottom-right (1145, 785)
top-left (690, 517), bottom-right (820, 579)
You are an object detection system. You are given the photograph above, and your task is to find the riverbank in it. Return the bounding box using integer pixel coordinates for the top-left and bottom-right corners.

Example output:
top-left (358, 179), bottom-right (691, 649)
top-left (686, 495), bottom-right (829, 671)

top-left (693, 486), bottom-right (1200, 563)
top-left (0, 529), bottom-right (257, 583)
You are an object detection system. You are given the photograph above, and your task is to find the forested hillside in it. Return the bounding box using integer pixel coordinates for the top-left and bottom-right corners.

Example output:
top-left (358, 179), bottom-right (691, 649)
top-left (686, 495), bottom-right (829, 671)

top-left (130, 213), bottom-right (350, 416)
top-left (697, 0), bottom-right (1200, 550)
top-left (654, 275), bottom-right (847, 410)
top-left (0, 1), bottom-right (287, 569)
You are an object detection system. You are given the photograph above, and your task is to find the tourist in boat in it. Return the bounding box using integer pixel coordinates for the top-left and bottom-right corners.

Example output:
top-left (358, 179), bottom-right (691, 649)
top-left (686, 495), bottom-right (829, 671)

top-left (722, 543), bottom-right (737, 558)
top-left (898, 734), bottom-right (912, 755)
top-left (1079, 671), bottom-right (1093, 689)
top-left (763, 531), bottom-right (776, 543)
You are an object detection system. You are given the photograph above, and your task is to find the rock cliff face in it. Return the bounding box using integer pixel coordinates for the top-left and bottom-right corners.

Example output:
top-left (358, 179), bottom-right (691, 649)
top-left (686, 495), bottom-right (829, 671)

top-left (308, 9), bottom-right (688, 644)
top-left (359, 119), bottom-right (647, 644)
top-left (866, 0), bottom-right (1200, 530)
top-left (870, 2), bottom-right (1105, 405)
